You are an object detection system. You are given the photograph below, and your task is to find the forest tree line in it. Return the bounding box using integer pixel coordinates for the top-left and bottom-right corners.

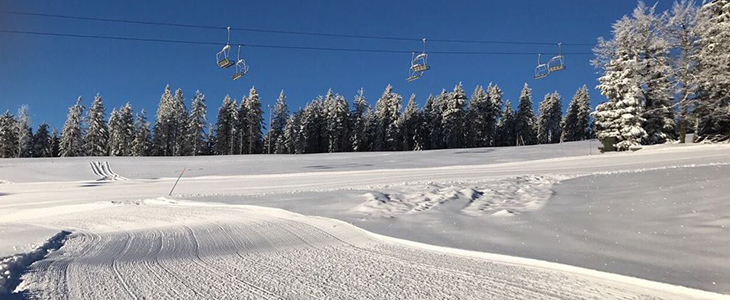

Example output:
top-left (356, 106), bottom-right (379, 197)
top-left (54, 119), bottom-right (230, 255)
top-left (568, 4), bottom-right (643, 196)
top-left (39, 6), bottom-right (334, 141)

top-left (0, 82), bottom-right (592, 158)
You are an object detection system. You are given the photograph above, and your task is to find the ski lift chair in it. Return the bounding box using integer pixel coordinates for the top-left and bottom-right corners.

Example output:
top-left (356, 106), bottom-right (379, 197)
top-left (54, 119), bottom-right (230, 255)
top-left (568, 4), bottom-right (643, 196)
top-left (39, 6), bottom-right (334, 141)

top-left (232, 45), bottom-right (249, 81)
top-left (406, 39), bottom-right (430, 82)
top-left (547, 43), bottom-right (566, 73)
top-left (216, 27), bottom-right (235, 68)
top-left (534, 54), bottom-right (550, 79)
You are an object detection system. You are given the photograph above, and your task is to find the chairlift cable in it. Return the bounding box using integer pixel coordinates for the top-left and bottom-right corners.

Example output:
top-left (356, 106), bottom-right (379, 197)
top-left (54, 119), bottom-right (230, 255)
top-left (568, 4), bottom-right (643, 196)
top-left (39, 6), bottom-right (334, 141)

top-left (0, 10), bottom-right (595, 46)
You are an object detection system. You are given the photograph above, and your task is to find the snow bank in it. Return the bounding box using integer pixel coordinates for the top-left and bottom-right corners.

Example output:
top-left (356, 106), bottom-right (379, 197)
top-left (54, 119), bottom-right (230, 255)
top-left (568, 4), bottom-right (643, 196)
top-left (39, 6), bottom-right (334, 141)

top-left (0, 230), bottom-right (71, 295)
top-left (353, 175), bottom-right (568, 217)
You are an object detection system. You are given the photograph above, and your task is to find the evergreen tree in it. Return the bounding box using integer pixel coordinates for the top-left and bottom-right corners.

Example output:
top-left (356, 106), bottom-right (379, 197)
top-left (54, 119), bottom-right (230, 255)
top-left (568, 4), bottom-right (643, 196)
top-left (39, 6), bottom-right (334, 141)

top-left (244, 87), bottom-right (265, 154)
top-left (633, 3), bottom-right (677, 144)
top-left (442, 83), bottom-right (467, 148)
top-left (188, 90), bottom-right (207, 156)
top-left (235, 97), bottom-right (248, 155)
top-left (113, 103), bottom-right (135, 156)
top-left (537, 92), bottom-right (563, 144)
top-left (486, 84), bottom-right (504, 146)
top-left (668, 0), bottom-right (702, 143)
top-left (269, 90), bottom-right (289, 154)
top-left (33, 122), bottom-right (53, 157)
top-left (60, 97), bottom-right (85, 157)
top-left (423, 93), bottom-right (444, 149)
top-left (215, 95), bottom-right (238, 155)
top-left (85, 94), bottom-right (109, 156)
top-left (324, 89), bottom-right (350, 153)
top-left (561, 85), bottom-right (592, 142)
top-left (203, 123), bottom-right (215, 155)
top-left (496, 102), bottom-right (516, 146)
top-left (399, 94), bottom-right (421, 151)
top-left (132, 109), bottom-right (152, 156)
top-left (373, 85), bottom-right (402, 151)
top-left (300, 100), bottom-right (325, 153)
top-left (694, 0), bottom-right (730, 141)
top-left (0, 111), bottom-right (18, 158)
top-left (514, 83), bottom-right (538, 145)
top-left (172, 88), bottom-right (189, 156)
top-left (107, 109), bottom-right (121, 155)
top-left (152, 85), bottom-right (174, 156)
top-left (51, 127), bottom-right (60, 157)
top-left (350, 88), bottom-right (369, 152)
top-left (279, 111), bottom-right (301, 154)
top-left (467, 84), bottom-right (500, 147)
top-left (16, 105), bottom-right (32, 157)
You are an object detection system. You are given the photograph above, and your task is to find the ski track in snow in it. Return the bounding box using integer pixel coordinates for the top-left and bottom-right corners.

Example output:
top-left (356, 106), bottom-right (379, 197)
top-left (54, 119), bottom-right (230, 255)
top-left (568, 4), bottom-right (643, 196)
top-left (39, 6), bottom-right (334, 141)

top-left (12, 201), bottom-right (713, 300)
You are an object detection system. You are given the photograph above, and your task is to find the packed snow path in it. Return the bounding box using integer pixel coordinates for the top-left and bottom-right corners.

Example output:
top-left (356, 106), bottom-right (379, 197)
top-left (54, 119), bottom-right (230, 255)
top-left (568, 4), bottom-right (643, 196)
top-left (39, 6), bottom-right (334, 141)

top-left (14, 203), bottom-right (720, 300)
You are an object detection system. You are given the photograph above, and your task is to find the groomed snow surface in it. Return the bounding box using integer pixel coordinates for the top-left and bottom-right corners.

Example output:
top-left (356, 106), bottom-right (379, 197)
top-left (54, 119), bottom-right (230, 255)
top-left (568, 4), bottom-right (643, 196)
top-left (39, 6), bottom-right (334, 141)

top-left (1, 140), bottom-right (730, 299)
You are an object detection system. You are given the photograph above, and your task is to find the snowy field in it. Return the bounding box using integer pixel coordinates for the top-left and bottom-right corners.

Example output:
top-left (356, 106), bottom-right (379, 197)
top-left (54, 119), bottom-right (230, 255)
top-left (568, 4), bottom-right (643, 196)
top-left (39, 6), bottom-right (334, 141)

top-left (2, 140), bottom-right (730, 299)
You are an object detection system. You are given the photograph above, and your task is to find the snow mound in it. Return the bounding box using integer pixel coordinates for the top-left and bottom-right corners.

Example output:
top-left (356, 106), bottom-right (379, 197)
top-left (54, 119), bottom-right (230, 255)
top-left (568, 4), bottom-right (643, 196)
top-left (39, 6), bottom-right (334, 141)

top-left (354, 175), bottom-right (567, 217)
top-left (89, 161), bottom-right (126, 181)
top-left (110, 197), bottom-right (178, 206)
top-left (0, 180), bottom-right (12, 184)
top-left (0, 231), bottom-right (71, 295)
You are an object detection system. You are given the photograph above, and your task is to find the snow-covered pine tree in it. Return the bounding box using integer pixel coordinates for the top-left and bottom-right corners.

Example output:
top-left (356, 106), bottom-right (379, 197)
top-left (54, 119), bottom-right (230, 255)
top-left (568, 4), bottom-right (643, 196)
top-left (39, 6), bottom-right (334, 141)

top-left (537, 92), bottom-right (563, 144)
top-left (496, 101), bottom-right (516, 146)
top-left (514, 83), bottom-right (538, 145)
top-left (188, 90), bottom-right (207, 156)
top-left (350, 88), bottom-right (369, 152)
top-left (152, 85), bottom-right (174, 156)
top-left (633, 3), bottom-right (677, 144)
top-left (33, 122), bottom-right (53, 157)
top-left (60, 97), bottom-right (85, 157)
top-left (424, 89), bottom-right (449, 149)
top-left (373, 85), bottom-right (402, 151)
top-left (324, 90), bottom-right (350, 153)
top-left (399, 94), bottom-right (421, 151)
top-left (172, 88), bottom-right (189, 156)
top-left (15, 105), bottom-right (32, 158)
top-left (235, 96), bottom-right (248, 155)
top-left (694, 0), bottom-right (730, 142)
top-left (51, 127), bottom-right (60, 157)
top-left (203, 123), bottom-right (215, 155)
top-left (593, 101), bottom-right (621, 147)
top-left (118, 103), bottom-right (135, 156)
top-left (561, 85), bottom-right (592, 142)
top-left (300, 99), bottom-right (326, 153)
top-left (244, 87), bottom-right (265, 154)
top-left (0, 111), bottom-right (18, 158)
top-left (594, 13), bottom-right (648, 150)
top-left (269, 90), bottom-right (289, 154)
top-left (85, 94), bottom-right (108, 156)
top-left (667, 0), bottom-right (702, 143)
top-left (107, 108), bottom-right (121, 155)
top-left (486, 84), bottom-right (504, 146)
top-left (467, 85), bottom-right (488, 147)
top-left (442, 83), bottom-right (467, 148)
top-left (132, 109), bottom-right (152, 156)
top-left (215, 95), bottom-right (238, 155)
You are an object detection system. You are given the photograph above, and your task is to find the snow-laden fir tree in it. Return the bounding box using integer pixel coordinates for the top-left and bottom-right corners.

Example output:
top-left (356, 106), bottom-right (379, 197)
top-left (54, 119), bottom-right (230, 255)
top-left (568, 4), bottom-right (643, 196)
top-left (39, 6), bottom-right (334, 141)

top-left (244, 87), bottom-right (265, 154)
top-left (425, 91), bottom-right (447, 149)
top-left (442, 83), bottom-right (467, 148)
top-left (633, 2), bottom-right (677, 144)
top-left (486, 84), bottom-right (504, 146)
top-left (132, 109), bottom-right (151, 156)
top-left (0, 111), bottom-right (18, 158)
top-left (203, 123), bottom-right (215, 155)
top-left (694, 0), bottom-right (730, 142)
top-left (107, 109), bottom-right (121, 155)
top-left (514, 83), bottom-right (538, 146)
top-left (399, 94), bottom-right (422, 151)
top-left (16, 105), bottom-right (32, 158)
top-left (279, 111), bottom-right (301, 154)
top-left (85, 94), bottom-right (108, 156)
top-left (537, 92), bottom-right (563, 144)
top-left (109, 103), bottom-right (135, 156)
top-left (373, 85), bottom-right (402, 151)
top-left (215, 95), bottom-right (238, 155)
top-left (60, 97), bottom-right (85, 157)
top-left (561, 85), bottom-right (592, 142)
top-left (496, 101), bottom-right (516, 146)
top-left (172, 88), bottom-right (189, 156)
top-left (300, 99), bottom-right (326, 153)
top-left (51, 127), bottom-right (60, 157)
top-left (187, 90), bottom-right (207, 156)
top-left (350, 88), bottom-right (369, 152)
top-left (234, 96), bottom-right (248, 155)
top-left (152, 86), bottom-right (188, 156)
top-left (324, 90), bottom-right (350, 153)
top-left (269, 90), bottom-right (289, 154)
top-left (33, 122), bottom-right (53, 157)
top-left (594, 13), bottom-right (649, 150)
top-left (667, 0), bottom-right (702, 143)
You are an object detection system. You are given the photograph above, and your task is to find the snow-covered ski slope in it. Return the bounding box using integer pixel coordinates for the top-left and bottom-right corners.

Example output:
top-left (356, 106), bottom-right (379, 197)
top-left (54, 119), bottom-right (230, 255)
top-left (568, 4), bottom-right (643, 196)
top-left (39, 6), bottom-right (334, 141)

top-left (2, 140), bottom-right (730, 299)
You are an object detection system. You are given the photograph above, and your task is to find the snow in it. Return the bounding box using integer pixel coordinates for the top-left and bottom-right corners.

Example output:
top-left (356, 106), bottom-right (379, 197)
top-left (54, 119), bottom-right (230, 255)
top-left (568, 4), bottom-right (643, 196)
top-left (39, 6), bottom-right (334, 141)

top-left (1, 141), bottom-right (730, 298)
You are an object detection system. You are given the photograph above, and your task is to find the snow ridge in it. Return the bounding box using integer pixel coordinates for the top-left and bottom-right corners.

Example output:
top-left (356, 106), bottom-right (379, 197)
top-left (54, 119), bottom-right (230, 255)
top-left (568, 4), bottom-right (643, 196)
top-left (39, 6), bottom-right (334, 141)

top-left (0, 230), bottom-right (72, 295)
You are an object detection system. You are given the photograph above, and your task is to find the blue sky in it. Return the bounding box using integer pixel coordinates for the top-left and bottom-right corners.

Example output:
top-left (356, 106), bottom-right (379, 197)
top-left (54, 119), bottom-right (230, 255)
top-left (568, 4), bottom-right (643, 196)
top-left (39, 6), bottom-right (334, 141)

top-left (0, 0), bottom-right (675, 129)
